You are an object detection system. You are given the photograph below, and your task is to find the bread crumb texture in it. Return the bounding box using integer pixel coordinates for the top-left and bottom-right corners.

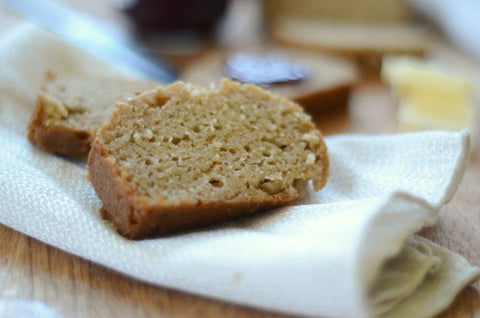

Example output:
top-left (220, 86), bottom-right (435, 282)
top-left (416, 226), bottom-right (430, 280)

top-left (89, 79), bottom-right (329, 238)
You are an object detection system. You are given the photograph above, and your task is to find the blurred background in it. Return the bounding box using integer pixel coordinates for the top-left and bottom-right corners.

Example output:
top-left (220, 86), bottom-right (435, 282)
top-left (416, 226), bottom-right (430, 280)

top-left (4, 0), bottom-right (478, 78)
top-left (1, 0), bottom-right (480, 140)
top-left (64, 0), bottom-right (480, 68)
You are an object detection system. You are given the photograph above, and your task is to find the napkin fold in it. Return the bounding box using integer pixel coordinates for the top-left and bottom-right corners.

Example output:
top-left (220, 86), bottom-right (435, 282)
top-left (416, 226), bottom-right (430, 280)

top-left (1, 17), bottom-right (479, 318)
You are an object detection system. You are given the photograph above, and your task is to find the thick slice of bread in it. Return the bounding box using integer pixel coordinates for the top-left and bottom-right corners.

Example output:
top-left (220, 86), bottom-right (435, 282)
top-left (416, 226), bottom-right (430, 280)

top-left (27, 72), bottom-right (157, 157)
top-left (87, 79), bottom-right (329, 239)
top-left (181, 47), bottom-right (359, 115)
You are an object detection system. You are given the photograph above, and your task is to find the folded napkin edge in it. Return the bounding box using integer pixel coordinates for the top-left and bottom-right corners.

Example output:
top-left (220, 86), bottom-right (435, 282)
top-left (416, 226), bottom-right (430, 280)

top-left (353, 191), bottom-right (446, 312)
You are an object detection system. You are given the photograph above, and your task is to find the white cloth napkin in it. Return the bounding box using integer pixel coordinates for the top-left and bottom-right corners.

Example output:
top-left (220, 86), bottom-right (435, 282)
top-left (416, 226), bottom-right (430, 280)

top-left (1, 19), bottom-right (479, 318)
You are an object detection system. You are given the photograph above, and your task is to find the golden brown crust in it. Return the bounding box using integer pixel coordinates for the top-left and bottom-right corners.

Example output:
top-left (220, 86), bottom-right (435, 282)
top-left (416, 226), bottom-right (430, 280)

top-left (88, 138), bottom-right (296, 239)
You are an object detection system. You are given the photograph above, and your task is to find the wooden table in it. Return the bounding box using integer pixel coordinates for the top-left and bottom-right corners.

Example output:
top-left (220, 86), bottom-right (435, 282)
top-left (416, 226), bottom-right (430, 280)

top-left (1, 1), bottom-right (480, 317)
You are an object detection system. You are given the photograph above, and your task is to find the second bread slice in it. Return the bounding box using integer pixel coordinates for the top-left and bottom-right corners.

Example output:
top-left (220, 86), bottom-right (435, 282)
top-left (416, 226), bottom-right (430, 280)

top-left (27, 72), bottom-right (157, 158)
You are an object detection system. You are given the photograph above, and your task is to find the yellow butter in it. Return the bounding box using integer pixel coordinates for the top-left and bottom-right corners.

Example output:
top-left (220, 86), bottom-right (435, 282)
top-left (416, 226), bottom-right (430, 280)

top-left (382, 57), bottom-right (471, 97)
top-left (401, 95), bottom-right (471, 121)
top-left (397, 101), bottom-right (474, 133)
top-left (381, 56), bottom-right (474, 134)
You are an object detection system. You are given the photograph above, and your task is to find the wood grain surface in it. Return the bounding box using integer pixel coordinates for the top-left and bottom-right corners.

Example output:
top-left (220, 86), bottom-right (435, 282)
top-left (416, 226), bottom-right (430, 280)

top-left (1, 1), bottom-right (480, 317)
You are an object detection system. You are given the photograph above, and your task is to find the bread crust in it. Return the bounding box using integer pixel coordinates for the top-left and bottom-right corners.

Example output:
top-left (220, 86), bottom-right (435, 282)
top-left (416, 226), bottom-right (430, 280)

top-left (88, 138), bottom-right (297, 239)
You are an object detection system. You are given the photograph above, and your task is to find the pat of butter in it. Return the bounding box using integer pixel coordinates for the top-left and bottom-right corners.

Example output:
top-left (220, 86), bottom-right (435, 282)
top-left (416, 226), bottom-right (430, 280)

top-left (397, 101), bottom-right (473, 132)
top-left (381, 56), bottom-right (474, 134)
top-left (382, 58), bottom-right (471, 96)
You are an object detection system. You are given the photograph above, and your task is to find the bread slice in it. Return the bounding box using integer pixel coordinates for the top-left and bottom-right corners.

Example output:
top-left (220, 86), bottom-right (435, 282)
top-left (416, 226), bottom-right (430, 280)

top-left (263, 0), bottom-right (428, 78)
top-left (181, 47), bottom-right (359, 115)
top-left (27, 72), bottom-right (157, 157)
top-left (263, 0), bottom-right (427, 78)
top-left (87, 79), bottom-right (329, 239)
top-left (269, 20), bottom-right (427, 78)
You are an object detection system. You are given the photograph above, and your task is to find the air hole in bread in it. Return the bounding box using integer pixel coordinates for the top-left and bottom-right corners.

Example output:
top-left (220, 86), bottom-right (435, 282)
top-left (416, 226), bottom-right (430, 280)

top-left (193, 125), bottom-right (201, 133)
top-left (209, 178), bottom-right (224, 188)
top-left (171, 137), bottom-right (181, 145)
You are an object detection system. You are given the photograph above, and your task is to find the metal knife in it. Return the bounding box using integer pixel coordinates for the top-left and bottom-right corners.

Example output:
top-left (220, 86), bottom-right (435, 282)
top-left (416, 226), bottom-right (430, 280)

top-left (0, 0), bottom-right (177, 82)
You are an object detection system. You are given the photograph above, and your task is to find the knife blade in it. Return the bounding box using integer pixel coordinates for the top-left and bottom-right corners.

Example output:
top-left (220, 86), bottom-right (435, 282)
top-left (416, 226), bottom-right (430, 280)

top-left (0, 0), bottom-right (177, 82)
